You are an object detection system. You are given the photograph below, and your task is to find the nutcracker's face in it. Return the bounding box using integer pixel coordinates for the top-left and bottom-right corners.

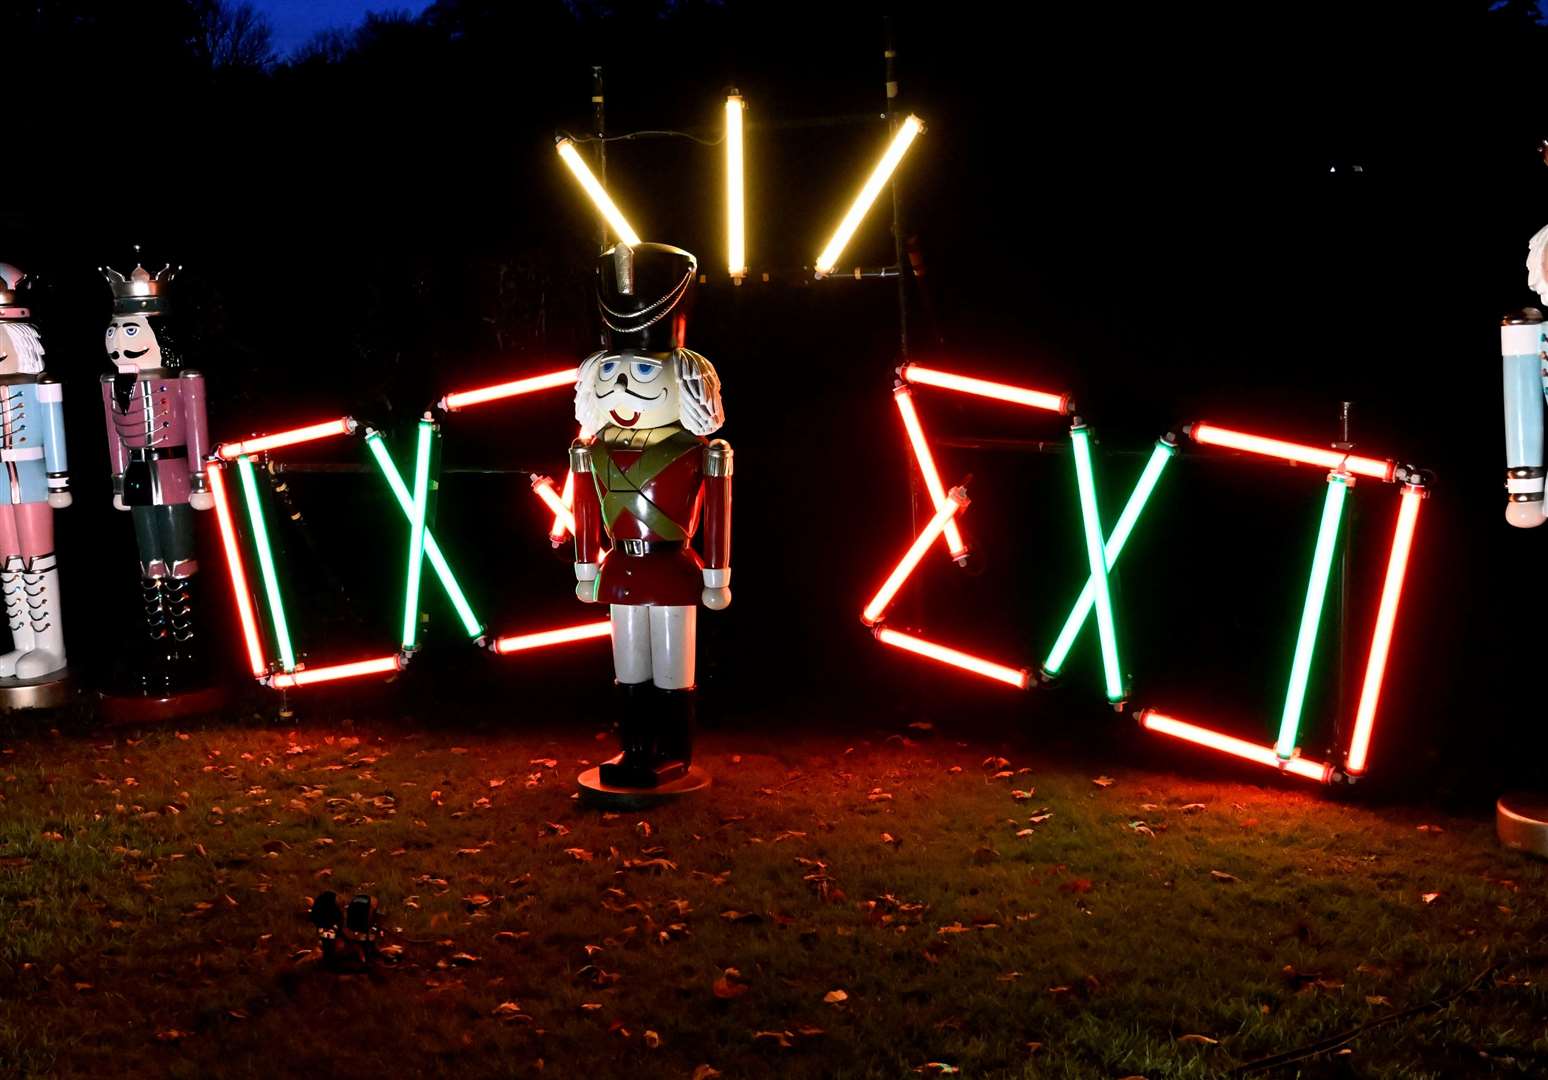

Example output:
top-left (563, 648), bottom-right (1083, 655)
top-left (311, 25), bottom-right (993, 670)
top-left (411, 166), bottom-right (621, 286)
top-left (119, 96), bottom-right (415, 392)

top-left (593, 354), bottom-right (681, 430)
top-left (105, 315), bottom-right (164, 370)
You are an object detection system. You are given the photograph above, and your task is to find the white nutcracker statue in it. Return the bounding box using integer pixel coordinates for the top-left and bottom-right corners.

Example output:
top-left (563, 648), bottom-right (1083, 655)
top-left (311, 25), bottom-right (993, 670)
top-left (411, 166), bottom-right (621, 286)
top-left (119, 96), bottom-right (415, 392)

top-left (568, 242), bottom-right (731, 794)
top-left (0, 264), bottom-right (72, 708)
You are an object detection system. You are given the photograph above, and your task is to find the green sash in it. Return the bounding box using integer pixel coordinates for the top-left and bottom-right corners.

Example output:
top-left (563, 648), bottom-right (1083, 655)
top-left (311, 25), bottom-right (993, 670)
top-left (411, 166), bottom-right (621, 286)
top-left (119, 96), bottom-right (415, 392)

top-left (589, 425), bottom-right (701, 540)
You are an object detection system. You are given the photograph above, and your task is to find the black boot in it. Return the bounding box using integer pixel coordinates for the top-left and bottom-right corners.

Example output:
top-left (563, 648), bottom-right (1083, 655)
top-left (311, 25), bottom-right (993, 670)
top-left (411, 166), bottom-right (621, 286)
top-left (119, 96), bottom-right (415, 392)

top-left (132, 577), bottom-right (175, 696)
top-left (162, 575), bottom-right (204, 691)
top-left (657, 687), bottom-right (696, 772)
top-left (599, 682), bottom-right (688, 788)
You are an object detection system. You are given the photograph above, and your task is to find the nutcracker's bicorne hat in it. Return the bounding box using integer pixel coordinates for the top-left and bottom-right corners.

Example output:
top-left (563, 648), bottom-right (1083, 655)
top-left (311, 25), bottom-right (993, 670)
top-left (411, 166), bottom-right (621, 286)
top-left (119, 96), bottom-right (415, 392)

top-left (596, 242), bottom-right (697, 354)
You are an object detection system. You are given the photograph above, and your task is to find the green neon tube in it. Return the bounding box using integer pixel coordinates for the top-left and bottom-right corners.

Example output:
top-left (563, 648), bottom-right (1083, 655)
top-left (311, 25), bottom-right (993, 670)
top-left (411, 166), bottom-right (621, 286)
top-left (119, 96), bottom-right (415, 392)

top-left (366, 433), bottom-right (481, 638)
top-left (400, 419), bottom-right (435, 649)
top-left (235, 454), bottom-right (296, 673)
top-left (1069, 426), bottom-right (1125, 702)
top-left (1043, 439), bottom-right (1174, 677)
top-left (1275, 474), bottom-right (1348, 759)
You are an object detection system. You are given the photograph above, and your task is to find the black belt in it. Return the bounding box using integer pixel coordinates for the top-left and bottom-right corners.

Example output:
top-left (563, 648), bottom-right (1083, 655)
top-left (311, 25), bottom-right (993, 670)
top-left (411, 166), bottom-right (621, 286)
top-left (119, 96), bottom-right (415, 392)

top-left (128, 446), bottom-right (187, 463)
top-left (612, 538), bottom-right (684, 556)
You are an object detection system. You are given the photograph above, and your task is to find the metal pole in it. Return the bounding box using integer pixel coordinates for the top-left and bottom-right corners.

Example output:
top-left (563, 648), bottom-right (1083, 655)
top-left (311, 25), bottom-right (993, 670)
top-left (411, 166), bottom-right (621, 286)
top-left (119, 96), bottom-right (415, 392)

top-left (592, 65), bottom-right (607, 253)
top-left (884, 16), bottom-right (909, 361)
top-left (1333, 400), bottom-right (1353, 754)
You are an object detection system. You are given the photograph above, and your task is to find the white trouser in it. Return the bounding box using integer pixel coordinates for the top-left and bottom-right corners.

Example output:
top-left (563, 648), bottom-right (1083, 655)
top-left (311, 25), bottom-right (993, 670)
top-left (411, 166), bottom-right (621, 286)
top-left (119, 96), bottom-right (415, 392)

top-left (610, 604), bottom-right (695, 689)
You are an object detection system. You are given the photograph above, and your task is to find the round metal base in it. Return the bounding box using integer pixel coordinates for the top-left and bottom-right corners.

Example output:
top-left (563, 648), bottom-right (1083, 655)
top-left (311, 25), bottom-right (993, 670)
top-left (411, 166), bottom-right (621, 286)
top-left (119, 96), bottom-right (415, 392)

top-left (577, 764), bottom-right (711, 809)
top-left (98, 684), bottom-right (229, 727)
top-left (0, 669), bottom-right (74, 711)
top-left (1497, 792), bottom-right (1548, 859)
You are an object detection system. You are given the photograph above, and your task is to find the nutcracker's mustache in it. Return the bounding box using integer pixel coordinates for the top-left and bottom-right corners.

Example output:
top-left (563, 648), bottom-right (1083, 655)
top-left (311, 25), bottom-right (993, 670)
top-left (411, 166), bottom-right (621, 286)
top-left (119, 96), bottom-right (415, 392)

top-left (596, 384), bottom-right (666, 403)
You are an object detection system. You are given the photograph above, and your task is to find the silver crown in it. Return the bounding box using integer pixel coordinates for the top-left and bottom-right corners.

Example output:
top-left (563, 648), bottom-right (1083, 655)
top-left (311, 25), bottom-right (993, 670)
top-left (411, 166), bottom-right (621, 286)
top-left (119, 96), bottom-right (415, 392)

top-left (0, 263), bottom-right (29, 319)
top-left (102, 246), bottom-right (180, 314)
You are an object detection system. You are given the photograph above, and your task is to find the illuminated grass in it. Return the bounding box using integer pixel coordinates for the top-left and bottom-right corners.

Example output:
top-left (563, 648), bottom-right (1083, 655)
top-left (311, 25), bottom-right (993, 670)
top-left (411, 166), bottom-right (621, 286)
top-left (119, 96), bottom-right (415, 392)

top-left (0, 714), bottom-right (1543, 1078)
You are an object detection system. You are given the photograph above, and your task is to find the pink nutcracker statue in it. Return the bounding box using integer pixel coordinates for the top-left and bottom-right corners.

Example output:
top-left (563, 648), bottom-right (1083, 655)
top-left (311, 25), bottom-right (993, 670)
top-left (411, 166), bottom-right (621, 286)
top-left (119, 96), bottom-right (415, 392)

top-left (0, 264), bottom-right (73, 708)
top-left (570, 243), bottom-right (731, 792)
top-left (99, 254), bottom-right (223, 716)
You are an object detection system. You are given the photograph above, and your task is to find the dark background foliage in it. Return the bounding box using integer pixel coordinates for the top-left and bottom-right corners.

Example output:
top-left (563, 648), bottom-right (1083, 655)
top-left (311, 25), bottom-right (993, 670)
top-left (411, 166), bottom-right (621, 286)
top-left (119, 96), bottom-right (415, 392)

top-left (0, 1), bottom-right (1538, 799)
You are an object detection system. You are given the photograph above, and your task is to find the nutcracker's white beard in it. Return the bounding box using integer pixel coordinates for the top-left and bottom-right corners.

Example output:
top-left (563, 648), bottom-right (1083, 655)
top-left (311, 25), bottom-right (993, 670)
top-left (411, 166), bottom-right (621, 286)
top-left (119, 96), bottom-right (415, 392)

top-left (0, 322), bottom-right (45, 374)
top-left (575, 348), bottom-right (725, 438)
top-left (1528, 223), bottom-right (1548, 306)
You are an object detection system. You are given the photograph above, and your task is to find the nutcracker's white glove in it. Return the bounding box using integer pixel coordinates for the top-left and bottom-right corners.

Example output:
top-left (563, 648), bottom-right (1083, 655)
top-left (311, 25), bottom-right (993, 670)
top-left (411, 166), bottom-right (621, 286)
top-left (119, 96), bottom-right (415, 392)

top-left (702, 567), bottom-right (731, 611)
top-left (113, 493), bottom-right (129, 511)
top-left (190, 492), bottom-right (214, 511)
top-left (47, 491), bottom-right (72, 509)
top-left (575, 562), bottom-right (599, 603)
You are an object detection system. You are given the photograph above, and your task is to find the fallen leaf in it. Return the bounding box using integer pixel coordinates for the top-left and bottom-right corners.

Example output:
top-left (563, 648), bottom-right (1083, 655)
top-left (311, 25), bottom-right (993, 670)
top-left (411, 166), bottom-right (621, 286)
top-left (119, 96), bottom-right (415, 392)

top-left (492, 1002), bottom-right (532, 1022)
top-left (155, 1029), bottom-right (191, 1042)
top-left (719, 909), bottom-right (762, 924)
top-left (1011, 789), bottom-right (1035, 801)
top-left (530, 758), bottom-right (558, 768)
top-left (636, 820), bottom-right (653, 838)
top-left (463, 893), bottom-right (493, 908)
top-left (1025, 1041), bottom-right (1044, 1054)
top-left (643, 1030), bottom-right (660, 1048)
top-left (564, 848), bottom-right (594, 862)
top-left (1179, 802), bottom-right (1207, 814)
top-left (914, 1066), bottom-right (959, 1075)
top-left (449, 952), bottom-right (481, 965)
top-left (691, 1068), bottom-right (722, 1080)
top-left (753, 1030), bottom-right (793, 1049)
top-left (1421, 892), bottom-right (1440, 904)
top-left (1060, 878), bottom-right (1093, 894)
top-left (1177, 1034), bottom-right (1219, 1045)
top-left (1366, 995), bottom-right (1391, 1006)
top-left (621, 857), bottom-right (677, 872)
top-left (880, 832), bottom-right (898, 845)
top-left (1209, 870), bottom-right (1239, 883)
top-left (982, 756), bottom-right (1010, 771)
top-left (867, 790), bottom-right (893, 802)
top-left (378, 943), bottom-right (405, 958)
top-left (1092, 776), bottom-right (1116, 788)
top-left (713, 968), bottom-right (749, 999)
top-left (823, 989), bottom-right (848, 1004)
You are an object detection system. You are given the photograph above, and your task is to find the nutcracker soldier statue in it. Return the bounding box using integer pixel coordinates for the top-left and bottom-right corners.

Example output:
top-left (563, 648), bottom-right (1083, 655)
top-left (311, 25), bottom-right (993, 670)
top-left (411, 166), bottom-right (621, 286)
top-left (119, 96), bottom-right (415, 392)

top-left (568, 242), bottom-right (731, 794)
top-left (98, 254), bottom-right (224, 720)
top-left (0, 264), bottom-right (73, 709)
top-left (1497, 207), bottom-right (1548, 857)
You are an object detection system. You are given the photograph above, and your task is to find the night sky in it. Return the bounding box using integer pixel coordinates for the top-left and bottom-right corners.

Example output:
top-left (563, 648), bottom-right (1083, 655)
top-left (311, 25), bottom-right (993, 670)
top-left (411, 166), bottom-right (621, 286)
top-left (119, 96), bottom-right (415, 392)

top-left (252, 0), bottom-right (434, 54)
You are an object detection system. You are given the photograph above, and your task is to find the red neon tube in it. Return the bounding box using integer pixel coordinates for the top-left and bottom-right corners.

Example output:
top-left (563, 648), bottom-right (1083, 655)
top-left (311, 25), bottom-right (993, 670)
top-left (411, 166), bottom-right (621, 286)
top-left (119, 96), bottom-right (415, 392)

top-left (531, 475), bottom-right (576, 535)
top-left (217, 417), bottom-right (356, 460)
top-left (1345, 484), bottom-right (1424, 775)
top-left (494, 620), bottom-right (612, 654)
top-left (874, 627), bottom-right (1030, 689)
top-left (1189, 423), bottom-right (1396, 482)
top-left (861, 488), bottom-right (968, 626)
top-left (206, 462), bottom-right (268, 678)
top-left (439, 368), bottom-right (576, 412)
top-left (268, 655), bottom-right (402, 689)
top-left (549, 469), bottom-right (576, 543)
top-left (900, 363), bottom-right (1070, 414)
top-left (1139, 709), bottom-right (1332, 783)
top-left (893, 387), bottom-right (967, 559)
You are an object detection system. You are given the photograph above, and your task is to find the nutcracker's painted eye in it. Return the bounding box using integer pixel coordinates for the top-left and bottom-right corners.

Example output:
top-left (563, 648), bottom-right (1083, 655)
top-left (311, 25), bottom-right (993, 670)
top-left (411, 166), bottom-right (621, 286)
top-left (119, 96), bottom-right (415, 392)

top-left (598, 359), bottom-right (621, 381)
top-left (106, 325), bottom-right (116, 339)
top-left (125, 325), bottom-right (138, 337)
top-left (630, 360), bottom-right (662, 383)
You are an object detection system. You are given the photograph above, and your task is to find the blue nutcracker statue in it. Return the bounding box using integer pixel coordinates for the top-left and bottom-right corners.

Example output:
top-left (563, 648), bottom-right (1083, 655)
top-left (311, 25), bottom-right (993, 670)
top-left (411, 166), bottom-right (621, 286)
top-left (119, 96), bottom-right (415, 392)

top-left (0, 264), bottom-right (72, 708)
